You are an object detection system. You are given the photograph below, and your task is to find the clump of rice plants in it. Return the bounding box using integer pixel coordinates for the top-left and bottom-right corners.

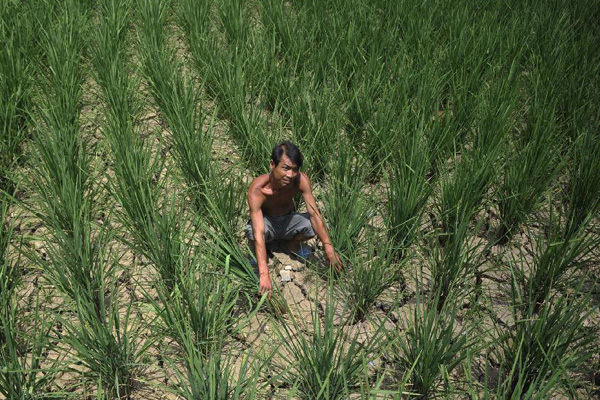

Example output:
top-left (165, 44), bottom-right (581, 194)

top-left (341, 238), bottom-right (404, 324)
top-left (436, 147), bottom-right (498, 247)
top-left (388, 288), bottom-right (474, 398)
top-left (273, 286), bottom-right (385, 400)
top-left (152, 256), bottom-right (267, 400)
top-left (147, 255), bottom-right (240, 358)
top-left (430, 149), bottom-right (497, 310)
top-left (1, 192), bottom-right (60, 399)
top-left (58, 266), bottom-right (149, 398)
top-left (137, 0), bottom-right (213, 212)
top-left (490, 273), bottom-right (595, 398)
top-left (563, 129), bottom-right (600, 238)
top-left (169, 341), bottom-right (264, 400)
top-left (321, 144), bottom-right (373, 258)
top-left (289, 82), bottom-right (343, 181)
top-left (384, 127), bottom-right (432, 259)
top-left (0, 0), bottom-right (35, 193)
top-left (496, 80), bottom-right (563, 244)
top-left (515, 201), bottom-right (599, 315)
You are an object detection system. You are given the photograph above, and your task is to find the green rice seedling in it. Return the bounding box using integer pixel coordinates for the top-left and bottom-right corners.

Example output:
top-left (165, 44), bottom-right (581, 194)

top-left (465, 345), bottom-right (578, 400)
top-left (388, 289), bottom-right (474, 398)
top-left (35, 208), bottom-right (114, 319)
top-left (359, 76), bottom-right (410, 182)
top-left (147, 254), bottom-right (240, 358)
top-left (384, 127), bottom-right (432, 259)
top-left (289, 81), bottom-right (343, 181)
top-left (514, 201), bottom-right (599, 316)
top-left (219, 0), bottom-right (250, 48)
top-left (320, 144), bottom-right (373, 257)
top-left (563, 128), bottom-right (600, 239)
top-left (496, 79), bottom-right (563, 244)
top-left (0, 192), bottom-right (19, 316)
top-left (204, 166), bottom-right (247, 235)
top-left (428, 209), bottom-right (488, 312)
top-left (431, 149), bottom-right (497, 310)
top-left (491, 273), bottom-right (595, 398)
top-left (1, 193), bottom-right (62, 399)
top-left (138, 0), bottom-right (213, 208)
top-left (436, 147), bottom-right (498, 247)
top-left (136, 0), bottom-right (169, 49)
top-left (59, 274), bottom-right (150, 398)
top-left (0, 1), bottom-right (34, 192)
top-left (342, 238), bottom-right (404, 324)
top-left (272, 283), bottom-right (386, 400)
top-left (91, 0), bottom-right (133, 98)
top-left (168, 341), bottom-right (263, 400)
top-left (177, 0), bottom-right (211, 59)
top-left (227, 95), bottom-right (273, 175)
top-left (344, 57), bottom-right (386, 142)
top-left (471, 58), bottom-right (520, 165)
top-left (0, 293), bottom-right (60, 399)
top-left (442, 24), bottom-right (494, 150)
top-left (193, 192), bottom-right (259, 296)
top-left (259, 0), bottom-right (293, 58)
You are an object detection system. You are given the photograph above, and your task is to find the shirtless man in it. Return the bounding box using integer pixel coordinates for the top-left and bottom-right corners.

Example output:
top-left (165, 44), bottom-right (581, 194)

top-left (245, 141), bottom-right (342, 298)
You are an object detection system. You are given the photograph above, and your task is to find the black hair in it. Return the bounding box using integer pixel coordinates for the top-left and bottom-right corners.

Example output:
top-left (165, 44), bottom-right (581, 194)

top-left (271, 140), bottom-right (303, 168)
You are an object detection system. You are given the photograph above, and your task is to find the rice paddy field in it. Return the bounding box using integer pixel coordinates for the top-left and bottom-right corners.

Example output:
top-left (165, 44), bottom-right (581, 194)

top-left (2, 0), bottom-right (600, 398)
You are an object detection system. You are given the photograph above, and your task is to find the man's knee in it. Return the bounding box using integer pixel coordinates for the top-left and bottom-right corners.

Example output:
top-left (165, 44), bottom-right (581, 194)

top-left (291, 234), bottom-right (312, 243)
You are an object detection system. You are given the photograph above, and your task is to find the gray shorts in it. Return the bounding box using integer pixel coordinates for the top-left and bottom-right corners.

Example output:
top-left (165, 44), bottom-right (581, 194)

top-left (244, 212), bottom-right (315, 242)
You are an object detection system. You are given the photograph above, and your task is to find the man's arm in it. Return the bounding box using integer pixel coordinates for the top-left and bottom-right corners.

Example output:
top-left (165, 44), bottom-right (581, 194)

top-left (247, 189), bottom-right (272, 298)
top-left (299, 173), bottom-right (342, 269)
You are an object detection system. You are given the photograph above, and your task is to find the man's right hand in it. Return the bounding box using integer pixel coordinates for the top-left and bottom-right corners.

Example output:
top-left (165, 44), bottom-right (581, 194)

top-left (259, 273), bottom-right (272, 299)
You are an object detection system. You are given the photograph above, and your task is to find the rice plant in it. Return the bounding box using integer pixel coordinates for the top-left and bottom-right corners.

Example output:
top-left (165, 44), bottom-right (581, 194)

top-left (0, 0), bottom-right (34, 192)
top-left (273, 285), bottom-right (385, 400)
top-left (321, 144), bottom-right (373, 257)
top-left (0, 292), bottom-right (59, 399)
top-left (168, 341), bottom-right (263, 400)
top-left (147, 254), bottom-right (240, 357)
top-left (58, 270), bottom-right (149, 398)
top-left (384, 126), bottom-right (432, 259)
top-left (288, 82), bottom-right (342, 181)
top-left (388, 289), bottom-right (474, 398)
top-left (514, 201), bottom-right (599, 315)
top-left (137, 0), bottom-right (213, 211)
top-left (496, 78), bottom-right (563, 244)
top-left (563, 128), bottom-right (600, 238)
top-left (436, 147), bottom-right (498, 247)
top-left (491, 273), bottom-right (595, 398)
top-left (342, 237), bottom-right (404, 323)
top-left (219, 0), bottom-right (250, 48)
top-left (1, 192), bottom-right (60, 399)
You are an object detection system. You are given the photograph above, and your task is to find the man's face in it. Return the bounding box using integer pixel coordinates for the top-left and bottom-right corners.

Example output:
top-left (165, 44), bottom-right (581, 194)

top-left (270, 154), bottom-right (299, 187)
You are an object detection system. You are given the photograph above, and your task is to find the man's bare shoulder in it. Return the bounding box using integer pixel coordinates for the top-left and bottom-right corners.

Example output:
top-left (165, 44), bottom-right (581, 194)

top-left (298, 172), bottom-right (313, 192)
top-left (248, 174), bottom-right (270, 204)
top-left (248, 174), bottom-right (270, 192)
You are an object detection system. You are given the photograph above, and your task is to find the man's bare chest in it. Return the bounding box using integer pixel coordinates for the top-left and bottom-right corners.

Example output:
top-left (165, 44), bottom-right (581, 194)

top-left (262, 187), bottom-right (299, 216)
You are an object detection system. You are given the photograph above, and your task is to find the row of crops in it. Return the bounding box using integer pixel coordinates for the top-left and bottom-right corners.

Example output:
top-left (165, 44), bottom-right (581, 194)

top-left (1, 0), bottom-right (599, 398)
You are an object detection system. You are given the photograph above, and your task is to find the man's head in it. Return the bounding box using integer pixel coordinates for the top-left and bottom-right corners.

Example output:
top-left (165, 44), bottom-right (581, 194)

top-left (271, 140), bottom-right (303, 168)
top-left (270, 141), bottom-right (303, 187)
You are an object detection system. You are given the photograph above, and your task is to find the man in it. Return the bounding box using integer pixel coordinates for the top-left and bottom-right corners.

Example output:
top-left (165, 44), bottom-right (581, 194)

top-left (245, 141), bottom-right (342, 298)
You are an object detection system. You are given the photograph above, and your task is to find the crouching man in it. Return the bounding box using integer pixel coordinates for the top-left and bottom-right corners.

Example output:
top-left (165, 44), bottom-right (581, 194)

top-left (245, 141), bottom-right (342, 298)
